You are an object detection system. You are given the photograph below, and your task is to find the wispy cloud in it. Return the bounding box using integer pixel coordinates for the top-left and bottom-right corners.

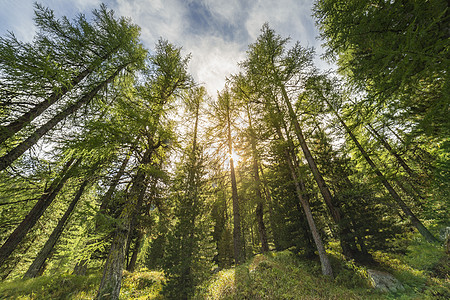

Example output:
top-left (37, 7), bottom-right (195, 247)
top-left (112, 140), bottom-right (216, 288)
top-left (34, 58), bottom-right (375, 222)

top-left (0, 0), bottom-right (330, 95)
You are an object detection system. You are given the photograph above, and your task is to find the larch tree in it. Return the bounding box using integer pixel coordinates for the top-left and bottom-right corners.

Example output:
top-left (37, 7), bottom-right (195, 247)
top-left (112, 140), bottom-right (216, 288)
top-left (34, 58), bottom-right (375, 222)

top-left (97, 39), bottom-right (192, 300)
top-left (0, 4), bottom-right (146, 171)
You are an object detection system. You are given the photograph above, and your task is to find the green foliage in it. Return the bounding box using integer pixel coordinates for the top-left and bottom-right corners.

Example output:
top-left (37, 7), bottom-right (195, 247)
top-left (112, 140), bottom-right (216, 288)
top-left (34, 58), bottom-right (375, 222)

top-left (314, 0), bottom-right (449, 138)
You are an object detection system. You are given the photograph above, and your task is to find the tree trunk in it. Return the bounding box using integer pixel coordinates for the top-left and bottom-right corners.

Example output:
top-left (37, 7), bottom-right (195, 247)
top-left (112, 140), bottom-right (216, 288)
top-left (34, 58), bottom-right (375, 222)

top-left (0, 44), bottom-right (122, 145)
top-left (0, 65), bottom-right (126, 172)
top-left (366, 124), bottom-right (419, 180)
top-left (23, 179), bottom-right (89, 279)
top-left (277, 128), bottom-right (333, 277)
top-left (226, 104), bottom-right (243, 265)
top-left (278, 84), bottom-right (341, 225)
top-left (331, 107), bottom-right (439, 243)
top-left (97, 149), bottom-right (150, 300)
top-left (273, 91), bottom-right (357, 258)
top-left (99, 154), bottom-right (131, 214)
top-left (73, 155), bottom-right (129, 276)
top-left (97, 221), bottom-right (129, 300)
top-left (0, 158), bottom-right (79, 266)
top-left (266, 98), bottom-right (333, 276)
top-left (0, 69), bottom-right (89, 145)
top-left (246, 103), bottom-right (269, 253)
top-left (126, 231), bottom-right (143, 272)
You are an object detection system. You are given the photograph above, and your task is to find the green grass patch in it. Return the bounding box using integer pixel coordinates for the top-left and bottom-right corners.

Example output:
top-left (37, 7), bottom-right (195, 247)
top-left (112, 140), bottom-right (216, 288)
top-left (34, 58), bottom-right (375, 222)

top-left (0, 269), bottom-right (165, 300)
top-left (196, 250), bottom-right (382, 299)
top-left (0, 272), bottom-right (101, 299)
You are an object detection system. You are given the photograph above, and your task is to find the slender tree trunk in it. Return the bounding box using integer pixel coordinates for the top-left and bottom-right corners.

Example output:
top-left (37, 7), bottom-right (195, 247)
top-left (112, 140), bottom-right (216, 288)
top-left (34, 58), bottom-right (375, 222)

top-left (266, 97), bottom-right (333, 276)
top-left (367, 124), bottom-right (419, 180)
top-left (276, 126), bottom-right (333, 277)
top-left (278, 84), bottom-right (341, 225)
top-left (0, 69), bottom-right (89, 145)
top-left (99, 155), bottom-right (131, 214)
top-left (0, 45), bottom-right (121, 145)
top-left (272, 92), bottom-right (357, 258)
top-left (23, 179), bottom-right (89, 279)
top-left (126, 231), bottom-right (143, 272)
top-left (246, 104), bottom-right (269, 253)
top-left (0, 158), bottom-right (79, 266)
top-left (226, 105), bottom-right (243, 265)
top-left (330, 107), bottom-right (438, 243)
top-left (73, 155), bottom-right (129, 276)
top-left (1, 231), bottom-right (39, 280)
top-left (0, 65), bottom-right (126, 172)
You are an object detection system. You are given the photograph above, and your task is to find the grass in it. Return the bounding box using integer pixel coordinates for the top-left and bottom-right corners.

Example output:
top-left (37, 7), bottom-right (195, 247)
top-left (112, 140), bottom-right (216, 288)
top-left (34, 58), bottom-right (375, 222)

top-left (1, 237), bottom-right (448, 299)
top-left (0, 269), bottom-right (164, 300)
top-left (196, 250), bottom-right (381, 299)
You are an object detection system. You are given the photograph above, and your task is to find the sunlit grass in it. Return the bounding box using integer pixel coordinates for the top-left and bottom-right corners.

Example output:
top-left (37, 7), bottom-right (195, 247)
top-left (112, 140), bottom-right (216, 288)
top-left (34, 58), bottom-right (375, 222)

top-left (0, 269), bottom-right (164, 300)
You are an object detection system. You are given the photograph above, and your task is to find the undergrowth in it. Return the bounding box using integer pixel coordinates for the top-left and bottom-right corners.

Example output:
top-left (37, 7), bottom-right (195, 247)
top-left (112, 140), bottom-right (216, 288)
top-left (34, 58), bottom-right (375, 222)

top-left (0, 236), bottom-right (448, 299)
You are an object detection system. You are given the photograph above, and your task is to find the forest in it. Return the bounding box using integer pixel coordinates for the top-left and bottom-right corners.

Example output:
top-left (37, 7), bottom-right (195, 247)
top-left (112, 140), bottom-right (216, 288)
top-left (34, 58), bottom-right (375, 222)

top-left (0, 1), bottom-right (448, 299)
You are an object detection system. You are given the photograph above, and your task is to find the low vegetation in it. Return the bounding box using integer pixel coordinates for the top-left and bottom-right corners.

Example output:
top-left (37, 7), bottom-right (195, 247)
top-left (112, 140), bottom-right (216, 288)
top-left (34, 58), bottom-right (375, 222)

top-left (1, 239), bottom-right (448, 299)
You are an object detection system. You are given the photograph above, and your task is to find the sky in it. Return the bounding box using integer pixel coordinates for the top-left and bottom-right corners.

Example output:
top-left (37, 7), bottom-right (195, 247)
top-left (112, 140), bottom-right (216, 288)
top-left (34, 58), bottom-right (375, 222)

top-left (0, 0), bottom-right (331, 96)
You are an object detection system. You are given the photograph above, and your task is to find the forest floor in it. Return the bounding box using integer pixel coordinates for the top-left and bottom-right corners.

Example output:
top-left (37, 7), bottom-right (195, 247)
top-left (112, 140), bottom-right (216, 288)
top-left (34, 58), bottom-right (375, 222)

top-left (0, 238), bottom-right (448, 299)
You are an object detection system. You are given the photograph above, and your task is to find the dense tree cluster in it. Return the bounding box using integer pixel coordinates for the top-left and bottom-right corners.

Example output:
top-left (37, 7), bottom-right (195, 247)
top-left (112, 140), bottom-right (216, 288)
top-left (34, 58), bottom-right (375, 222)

top-left (0, 2), bottom-right (447, 299)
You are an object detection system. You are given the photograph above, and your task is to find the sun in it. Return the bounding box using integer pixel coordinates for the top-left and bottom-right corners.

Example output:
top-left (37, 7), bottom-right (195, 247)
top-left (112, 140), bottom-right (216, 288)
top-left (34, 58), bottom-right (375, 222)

top-left (224, 150), bottom-right (241, 170)
top-left (229, 150), bottom-right (241, 165)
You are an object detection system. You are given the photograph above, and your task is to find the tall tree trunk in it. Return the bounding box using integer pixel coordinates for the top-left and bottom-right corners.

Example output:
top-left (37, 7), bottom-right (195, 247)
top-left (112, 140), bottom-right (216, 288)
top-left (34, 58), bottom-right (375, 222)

top-left (73, 154), bottom-right (129, 276)
top-left (246, 104), bottom-right (269, 253)
top-left (0, 65), bottom-right (126, 172)
top-left (23, 179), bottom-right (89, 279)
top-left (278, 83), bottom-right (341, 225)
top-left (226, 104), bottom-right (243, 265)
top-left (97, 149), bottom-right (150, 300)
top-left (273, 91), bottom-right (357, 258)
top-left (99, 154), bottom-right (131, 214)
top-left (329, 106), bottom-right (439, 243)
top-left (126, 231), bottom-right (143, 272)
top-left (274, 124), bottom-right (333, 277)
top-left (0, 158), bottom-right (80, 266)
top-left (366, 124), bottom-right (419, 180)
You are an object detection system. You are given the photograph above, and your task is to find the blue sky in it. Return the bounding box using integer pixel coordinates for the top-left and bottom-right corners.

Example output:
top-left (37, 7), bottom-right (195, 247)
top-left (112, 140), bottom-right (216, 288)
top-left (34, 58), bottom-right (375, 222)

top-left (0, 0), bottom-right (330, 95)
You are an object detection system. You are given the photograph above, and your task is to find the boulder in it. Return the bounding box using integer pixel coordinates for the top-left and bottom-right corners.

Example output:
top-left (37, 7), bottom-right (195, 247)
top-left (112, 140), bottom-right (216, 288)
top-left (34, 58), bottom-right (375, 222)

top-left (367, 269), bottom-right (405, 293)
top-left (439, 227), bottom-right (450, 254)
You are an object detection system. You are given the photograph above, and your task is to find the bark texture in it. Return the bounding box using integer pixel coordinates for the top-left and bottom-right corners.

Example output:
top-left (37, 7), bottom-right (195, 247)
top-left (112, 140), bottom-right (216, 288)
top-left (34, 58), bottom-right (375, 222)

top-left (97, 149), bottom-right (150, 300)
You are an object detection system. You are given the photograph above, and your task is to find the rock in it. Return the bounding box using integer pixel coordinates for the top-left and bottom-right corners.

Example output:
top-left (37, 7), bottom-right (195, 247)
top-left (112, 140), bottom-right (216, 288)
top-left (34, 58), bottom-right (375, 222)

top-left (367, 269), bottom-right (405, 293)
top-left (439, 227), bottom-right (450, 254)
top-left (439, 226), bottom-right (450, 241)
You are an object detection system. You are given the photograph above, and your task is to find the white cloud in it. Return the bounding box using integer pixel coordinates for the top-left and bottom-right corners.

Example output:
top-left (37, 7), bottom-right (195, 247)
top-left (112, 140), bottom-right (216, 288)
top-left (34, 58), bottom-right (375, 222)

top-left (1, 0), bottom-right (332, 96)
top-left (184, 36), bottom-right (245, 94)
top-left (114, 0), bottom-right (187, 44)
